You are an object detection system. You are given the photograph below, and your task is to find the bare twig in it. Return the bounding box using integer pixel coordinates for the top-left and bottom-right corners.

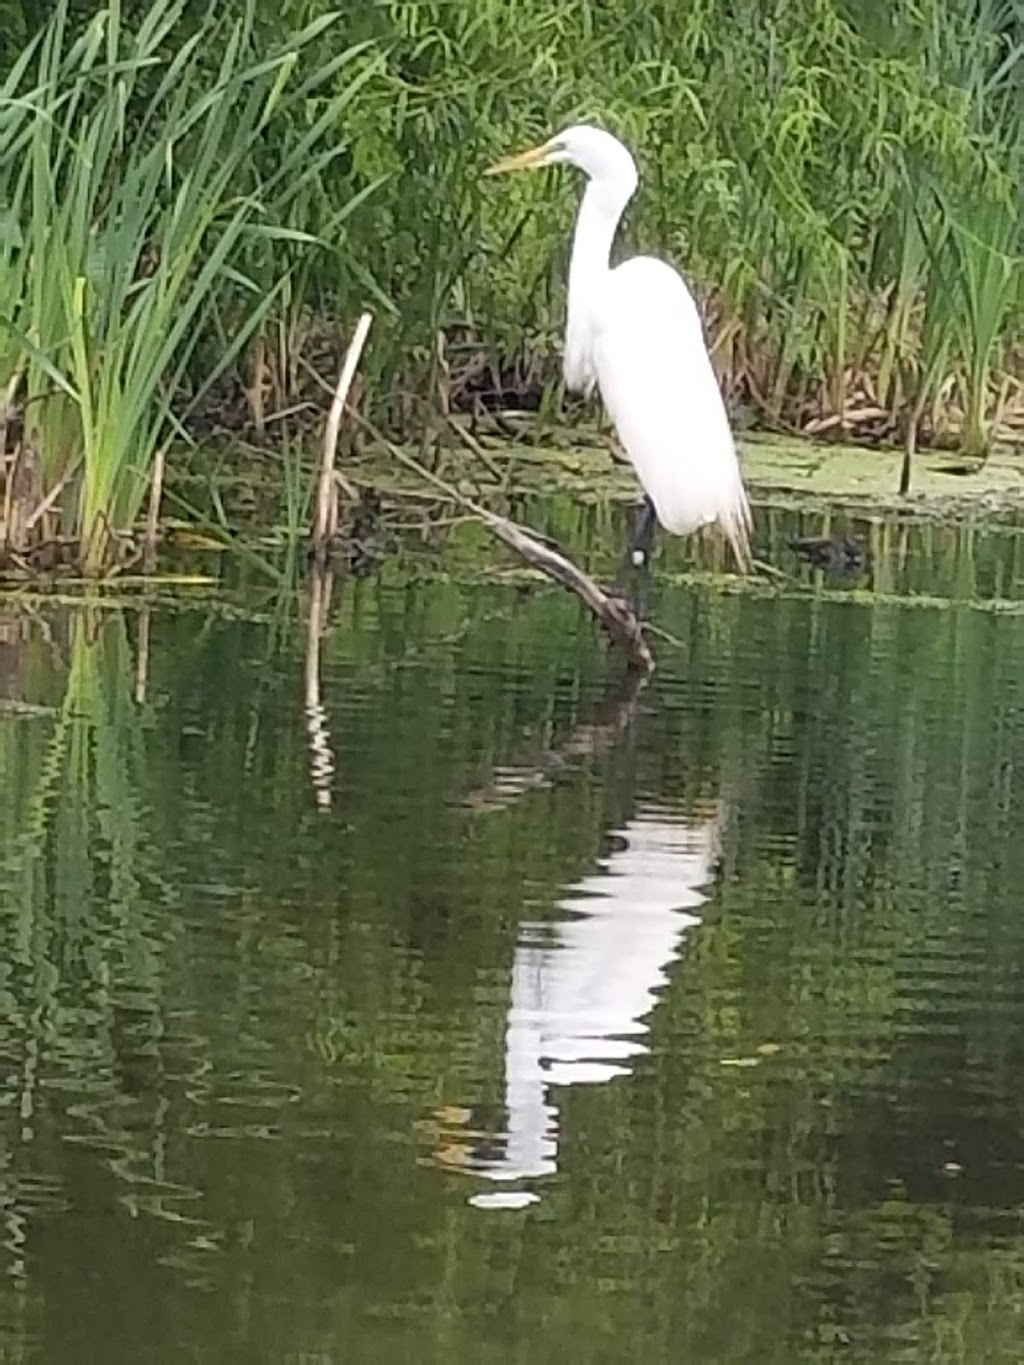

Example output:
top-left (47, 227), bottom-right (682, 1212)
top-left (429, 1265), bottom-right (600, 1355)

top-left (312, 312), bottom-right (372, 563)
top-left (640, 619), bottom-right (686, 648)
top-left (0, 366), bottom-right (23, 466)
top-left (262, 402), bottom-right (319, 426)
top-left (24, 459), bottom-right (81, 535)
top-left (444, 412), bottom-right (505, 483)
top-left (141, 444), bottom-right (166, 573)
top-left (751, 556), bottom-right (790, 581)
top-left (349, 409), bottom-right (654, 673)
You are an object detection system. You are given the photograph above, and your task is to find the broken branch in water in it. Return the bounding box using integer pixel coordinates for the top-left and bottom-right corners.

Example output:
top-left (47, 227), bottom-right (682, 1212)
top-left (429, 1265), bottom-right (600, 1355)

top-left (348, 409), bottom-right (655, 673)
top-left (485, 515), bottom-right (653, 670)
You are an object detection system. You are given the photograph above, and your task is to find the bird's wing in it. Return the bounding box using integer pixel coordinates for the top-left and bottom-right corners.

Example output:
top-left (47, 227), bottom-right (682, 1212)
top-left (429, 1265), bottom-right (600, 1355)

top-left (591, 256), bottom-right (751, 567)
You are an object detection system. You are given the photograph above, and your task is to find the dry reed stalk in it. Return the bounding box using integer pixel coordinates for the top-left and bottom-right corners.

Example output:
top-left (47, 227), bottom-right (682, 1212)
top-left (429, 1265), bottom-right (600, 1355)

top-left (312, 312), bottom-right (372, 563)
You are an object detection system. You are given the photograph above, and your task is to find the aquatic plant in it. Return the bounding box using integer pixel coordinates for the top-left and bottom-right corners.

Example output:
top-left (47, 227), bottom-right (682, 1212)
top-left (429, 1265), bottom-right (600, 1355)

top-left (0, 0), bottom-right (379, 572)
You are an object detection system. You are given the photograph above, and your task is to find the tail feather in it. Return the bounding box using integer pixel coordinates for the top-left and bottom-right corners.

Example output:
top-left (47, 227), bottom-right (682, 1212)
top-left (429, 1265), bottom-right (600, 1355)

top-left (719, 479), bottom-right (753, 574)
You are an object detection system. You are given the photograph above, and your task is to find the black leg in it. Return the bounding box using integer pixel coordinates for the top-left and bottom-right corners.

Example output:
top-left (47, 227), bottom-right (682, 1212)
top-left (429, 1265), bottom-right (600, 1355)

top-left (610, 496), bottom-right (657, 617)
top-left (630, 553), bottom-right (652, 621)
top-left (629, 496), bottom-right (657, 569)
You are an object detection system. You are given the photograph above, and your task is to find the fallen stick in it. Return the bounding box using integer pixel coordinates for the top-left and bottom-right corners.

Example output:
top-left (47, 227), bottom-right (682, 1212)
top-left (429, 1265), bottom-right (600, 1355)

top-left (348, 410), bottom-right (655, 674)
top-left (484, 515), bottom-right (653, 670)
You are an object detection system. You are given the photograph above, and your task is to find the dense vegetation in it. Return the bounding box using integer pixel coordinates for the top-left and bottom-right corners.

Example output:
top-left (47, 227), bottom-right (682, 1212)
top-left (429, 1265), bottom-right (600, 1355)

top-left (0, 0), bottom-right (1021, 569)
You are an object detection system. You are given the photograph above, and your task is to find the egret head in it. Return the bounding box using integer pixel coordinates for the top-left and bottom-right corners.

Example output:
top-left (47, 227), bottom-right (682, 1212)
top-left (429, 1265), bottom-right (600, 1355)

top-left (485, 123), bottom-right (638, 193)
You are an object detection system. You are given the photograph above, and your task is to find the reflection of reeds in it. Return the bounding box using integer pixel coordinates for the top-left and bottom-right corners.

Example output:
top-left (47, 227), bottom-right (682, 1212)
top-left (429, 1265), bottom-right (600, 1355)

top-left (134, 606), bottom-right (151, 705)
top-left (0, 608), bottom-right (211, 1295)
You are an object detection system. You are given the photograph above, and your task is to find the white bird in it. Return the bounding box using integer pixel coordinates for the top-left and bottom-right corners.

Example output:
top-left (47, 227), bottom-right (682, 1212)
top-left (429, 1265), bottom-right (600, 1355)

top-left (486, 124), bottom-right (752, 576)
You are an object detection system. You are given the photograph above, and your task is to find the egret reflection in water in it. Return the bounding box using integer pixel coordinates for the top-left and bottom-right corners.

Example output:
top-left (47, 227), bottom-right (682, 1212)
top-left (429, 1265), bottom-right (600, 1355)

top-left (430, 802), bottom-right (722, 1207)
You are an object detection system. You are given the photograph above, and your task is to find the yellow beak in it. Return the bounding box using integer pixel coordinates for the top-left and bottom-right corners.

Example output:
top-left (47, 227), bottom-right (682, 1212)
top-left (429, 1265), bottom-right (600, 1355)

top-left (484, 141), bottom-right (552, 176)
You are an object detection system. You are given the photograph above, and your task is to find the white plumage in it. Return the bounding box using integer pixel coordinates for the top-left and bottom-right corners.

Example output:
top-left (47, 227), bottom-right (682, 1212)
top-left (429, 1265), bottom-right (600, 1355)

top-left (487, 124), bottom-right (752, 571)
top-left (594, 257), bottom-right (749, 549)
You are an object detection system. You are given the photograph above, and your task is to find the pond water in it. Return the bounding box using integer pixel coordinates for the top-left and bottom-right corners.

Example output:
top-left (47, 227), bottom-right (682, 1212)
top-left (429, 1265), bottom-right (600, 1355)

top-left (3, 505), bottom-right (1024, 1362)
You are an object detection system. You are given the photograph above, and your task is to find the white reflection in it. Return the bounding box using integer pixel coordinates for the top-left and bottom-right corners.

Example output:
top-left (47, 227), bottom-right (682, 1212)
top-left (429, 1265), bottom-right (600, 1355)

top-left (430, 803), bottom-right (721, 1201)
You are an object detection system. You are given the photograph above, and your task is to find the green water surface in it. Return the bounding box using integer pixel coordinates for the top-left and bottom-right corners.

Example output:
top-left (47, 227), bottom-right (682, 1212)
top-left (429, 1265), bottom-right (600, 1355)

top-left (3, 507), bottom-right (1024, 1362)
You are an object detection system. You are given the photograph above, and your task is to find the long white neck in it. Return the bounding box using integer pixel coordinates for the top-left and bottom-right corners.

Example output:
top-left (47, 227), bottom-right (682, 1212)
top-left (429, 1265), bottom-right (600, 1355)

top-left (563, 178), bottom-right (635, 394)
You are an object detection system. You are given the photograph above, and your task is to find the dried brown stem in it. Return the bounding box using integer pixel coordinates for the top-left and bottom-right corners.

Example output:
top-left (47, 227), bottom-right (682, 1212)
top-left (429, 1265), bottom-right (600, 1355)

top-left (444, 412), bottom-right (505, 483)
top-left (141, 444), bottom-right (166, 573)
top-left (0, 367), bottom-right (23, 468)
top-left (312, 312), bottom-right (372, 562)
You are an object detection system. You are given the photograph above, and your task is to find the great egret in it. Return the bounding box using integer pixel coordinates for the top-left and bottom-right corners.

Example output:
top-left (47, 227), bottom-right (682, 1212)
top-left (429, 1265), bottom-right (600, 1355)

top-left (486, 124), bottom-right (752, 578)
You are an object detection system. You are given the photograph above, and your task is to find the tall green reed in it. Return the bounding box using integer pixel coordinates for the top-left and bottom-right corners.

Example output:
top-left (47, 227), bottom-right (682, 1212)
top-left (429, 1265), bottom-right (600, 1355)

top-left (0, 0), bottom-right (381, 571)
top-left (942, 183), bottom-right (1019, 456)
